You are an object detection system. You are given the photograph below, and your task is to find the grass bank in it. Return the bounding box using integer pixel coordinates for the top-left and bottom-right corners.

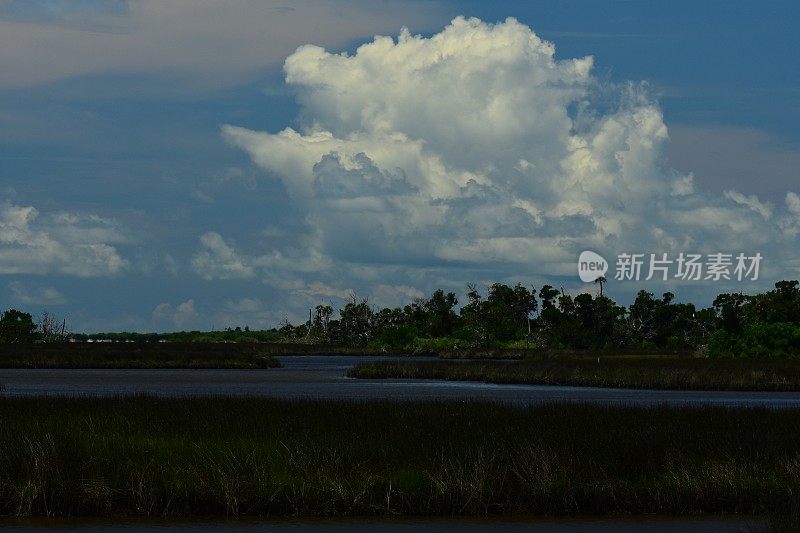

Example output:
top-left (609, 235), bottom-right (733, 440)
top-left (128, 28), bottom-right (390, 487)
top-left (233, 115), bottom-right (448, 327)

top-left (0, 397), bottom-right (798, 521)
top-left (349, 356), bottom-right (800, 391)
top-left (0, 343), bottom-right (282, 369)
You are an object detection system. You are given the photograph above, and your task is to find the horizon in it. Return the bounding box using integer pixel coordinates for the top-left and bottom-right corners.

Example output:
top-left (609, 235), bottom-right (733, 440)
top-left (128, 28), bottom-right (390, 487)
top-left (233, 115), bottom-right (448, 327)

top-left (60, 277), bottom-right (800, 335)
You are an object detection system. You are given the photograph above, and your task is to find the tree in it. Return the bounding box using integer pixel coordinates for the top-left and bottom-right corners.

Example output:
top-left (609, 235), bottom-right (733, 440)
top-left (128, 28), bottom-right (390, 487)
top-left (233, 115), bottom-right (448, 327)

top-left (592, 295), bottom-right (627, 348)
top-left (484, 283), bottom-right (520, 341)
top-left (713, 292), bottom-right (748, 334)
top-left (0, 309), bottom-right (37, 343)
top-left (539, 285), bottom-right (560, 311)
top-left (278, 318), bottom-right (300, 339)
top-left (372, 306), bottom-right (414, 349)
top-left (310, 304), bottom-right (334, 340)
top-left (534, 284), bottom-right (564, 348)
top-left (423, 289), bottom-right (459, 338)
top-left (511, 283), bottom-right (538, 335)
top-left (594, 276), bottom-right (607, 297)
top-left (708, 281), bottom-right (800, 357)
top-left (746, 280), bottom-right (800, 325)
top-left (457, 283), bottom-right (537, 345)
top-left (37, 310), bottom-right (70, 343)
top-left (337, 293), bottom-right (374, 346)
top-left (459, 283), bottom-right (487, 346)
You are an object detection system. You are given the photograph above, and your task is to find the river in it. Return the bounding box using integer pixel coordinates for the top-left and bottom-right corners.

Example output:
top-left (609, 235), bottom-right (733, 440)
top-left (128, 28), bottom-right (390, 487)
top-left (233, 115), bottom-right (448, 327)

top-left (1, 355), bottom-right (799, 407)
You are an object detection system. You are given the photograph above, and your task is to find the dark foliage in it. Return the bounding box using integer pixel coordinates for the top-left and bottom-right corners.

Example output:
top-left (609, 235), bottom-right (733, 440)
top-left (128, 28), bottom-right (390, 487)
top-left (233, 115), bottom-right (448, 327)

top-left (0, 397), bottom-right (797, 519)
top-left (350, 356), bottom-right (800, 391)
top-left (4, 280), bottom-right (800, 357)
top-left (0, 309), bottom-right (36, 344)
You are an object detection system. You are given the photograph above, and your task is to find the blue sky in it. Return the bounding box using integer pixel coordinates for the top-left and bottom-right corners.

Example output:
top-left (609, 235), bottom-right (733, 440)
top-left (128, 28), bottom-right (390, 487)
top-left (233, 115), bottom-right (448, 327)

top-left (1, 1), bottom-right (799, 332)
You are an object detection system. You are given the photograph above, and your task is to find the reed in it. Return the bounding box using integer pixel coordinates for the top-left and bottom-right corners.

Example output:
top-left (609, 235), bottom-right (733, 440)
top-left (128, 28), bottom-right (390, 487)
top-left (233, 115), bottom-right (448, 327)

top-left (0, 396), bottom-right (797, 521)
top-left (349, 356), bottom-right (800, 391)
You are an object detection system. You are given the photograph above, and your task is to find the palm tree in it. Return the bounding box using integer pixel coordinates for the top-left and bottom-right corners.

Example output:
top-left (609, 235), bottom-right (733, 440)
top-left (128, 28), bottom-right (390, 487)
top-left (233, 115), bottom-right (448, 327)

top-left (594, 276), bottom-right (607, 297)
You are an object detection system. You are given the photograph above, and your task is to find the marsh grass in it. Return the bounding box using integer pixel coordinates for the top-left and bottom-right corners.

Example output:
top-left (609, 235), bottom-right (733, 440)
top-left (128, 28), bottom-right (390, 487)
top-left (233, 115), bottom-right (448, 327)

top-left (349, 357), bottom-right (800, 391)
top-left (0, 397), bottom-right (798, 520)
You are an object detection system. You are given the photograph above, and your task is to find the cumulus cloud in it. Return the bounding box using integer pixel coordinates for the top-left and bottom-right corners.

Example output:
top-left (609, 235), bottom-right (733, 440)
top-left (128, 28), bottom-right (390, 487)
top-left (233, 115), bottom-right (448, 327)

top-left (152, 299), bottom-right (198, 329)
top-left (214, 297), bottom-right (286, 330)
top-left (9, 281), bottom-right (67, 306)
top-left (723, 190), bottom-right (772, 220)
top-left (191, 232), bottom-right (255, 280)
top-left (216, 16), bottom-right (800, 299)
top-left (297, 282), bottom-right (354, 300)
top-left (190, 229), bottom-right (333, 284)
top-left (225, 297), bottom-right (264, 314)
top-left (781, 192), bottom-right (800, 239)
top-left (0, 201), bottom-right (128, 276)
top-left (370, 284), bottom-right (426, 308)
top-left (154, 297), bottom-right (285, 331)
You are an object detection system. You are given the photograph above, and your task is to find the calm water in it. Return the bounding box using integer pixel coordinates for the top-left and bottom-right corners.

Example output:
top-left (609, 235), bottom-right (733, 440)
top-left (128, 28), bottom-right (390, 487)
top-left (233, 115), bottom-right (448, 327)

top-left (1, 355), bottom-right (800, 407)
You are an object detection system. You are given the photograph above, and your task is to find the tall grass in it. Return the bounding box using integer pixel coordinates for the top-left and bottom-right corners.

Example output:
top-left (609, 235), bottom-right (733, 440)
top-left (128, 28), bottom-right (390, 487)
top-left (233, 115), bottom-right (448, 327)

top-left (0, 397), bottom-right (798, 520)
top-left (349, 357), bottom-right (800, 391)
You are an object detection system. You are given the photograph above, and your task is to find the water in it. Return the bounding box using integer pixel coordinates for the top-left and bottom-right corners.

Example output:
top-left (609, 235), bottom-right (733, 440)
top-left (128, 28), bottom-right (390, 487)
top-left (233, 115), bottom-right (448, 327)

top-left (2, 355), bottom-right (800, 407)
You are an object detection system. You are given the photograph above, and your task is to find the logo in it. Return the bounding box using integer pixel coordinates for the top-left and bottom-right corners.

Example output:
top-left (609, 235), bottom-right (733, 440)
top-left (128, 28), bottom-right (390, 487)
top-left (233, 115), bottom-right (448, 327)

top-left (576, 251), bottom-right (763, 283)
top-left (578, 250), bottom-right (608, 283)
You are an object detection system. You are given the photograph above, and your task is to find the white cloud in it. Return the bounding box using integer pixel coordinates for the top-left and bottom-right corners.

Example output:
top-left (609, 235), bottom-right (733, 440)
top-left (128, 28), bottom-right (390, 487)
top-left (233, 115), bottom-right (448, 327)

top-left (152, 299), bottom-right (198, 329)
top-left (191, 232), bottom-right (255, 280)
top-left (212, 16), bottom-right (800, 302)
top-left (298, 282), bottom-right (353, 300)
top-left (225, 297), bottom-right (264, 314)
top-left (191, 227), bottom-right (333, 285)
top-left (215, 297), bottom-right (284, 330)
top-left (9, 281), bottom-right (67, 306)
top-left (0, 201), bottom-right (128, 276)
top-left (671, 173), bottom-right (695, 196)
top-left (370, 284), bottom-right (426, 308)
top-left (723, 190), bottom-right (772, 220)
top-left (781, 192), bottom-right (800, 239)
top-left (786, 192), bottom-right (800, 216)
top-left (189, 228), bottom-right (428, 311)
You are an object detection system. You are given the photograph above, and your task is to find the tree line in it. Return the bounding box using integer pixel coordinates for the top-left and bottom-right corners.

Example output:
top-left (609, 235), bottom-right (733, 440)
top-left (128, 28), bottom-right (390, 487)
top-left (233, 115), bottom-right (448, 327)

top-left (280, 280), bottom-right (800, 357)
top-left (3, 280), bottom-right (800, 356)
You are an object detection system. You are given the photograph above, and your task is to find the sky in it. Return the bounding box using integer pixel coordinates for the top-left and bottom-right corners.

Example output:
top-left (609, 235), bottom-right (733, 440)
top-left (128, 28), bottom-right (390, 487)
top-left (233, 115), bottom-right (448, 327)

top-left (1, 0), bottom-right (799, 332)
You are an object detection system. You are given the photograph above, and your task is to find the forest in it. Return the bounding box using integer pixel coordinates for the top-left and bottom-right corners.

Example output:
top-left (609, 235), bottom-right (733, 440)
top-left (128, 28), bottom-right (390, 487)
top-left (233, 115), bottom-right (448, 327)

top-left (264, 279), bottom-right (800, 357)
top-left (3, 280), bottom-right (800, 357)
